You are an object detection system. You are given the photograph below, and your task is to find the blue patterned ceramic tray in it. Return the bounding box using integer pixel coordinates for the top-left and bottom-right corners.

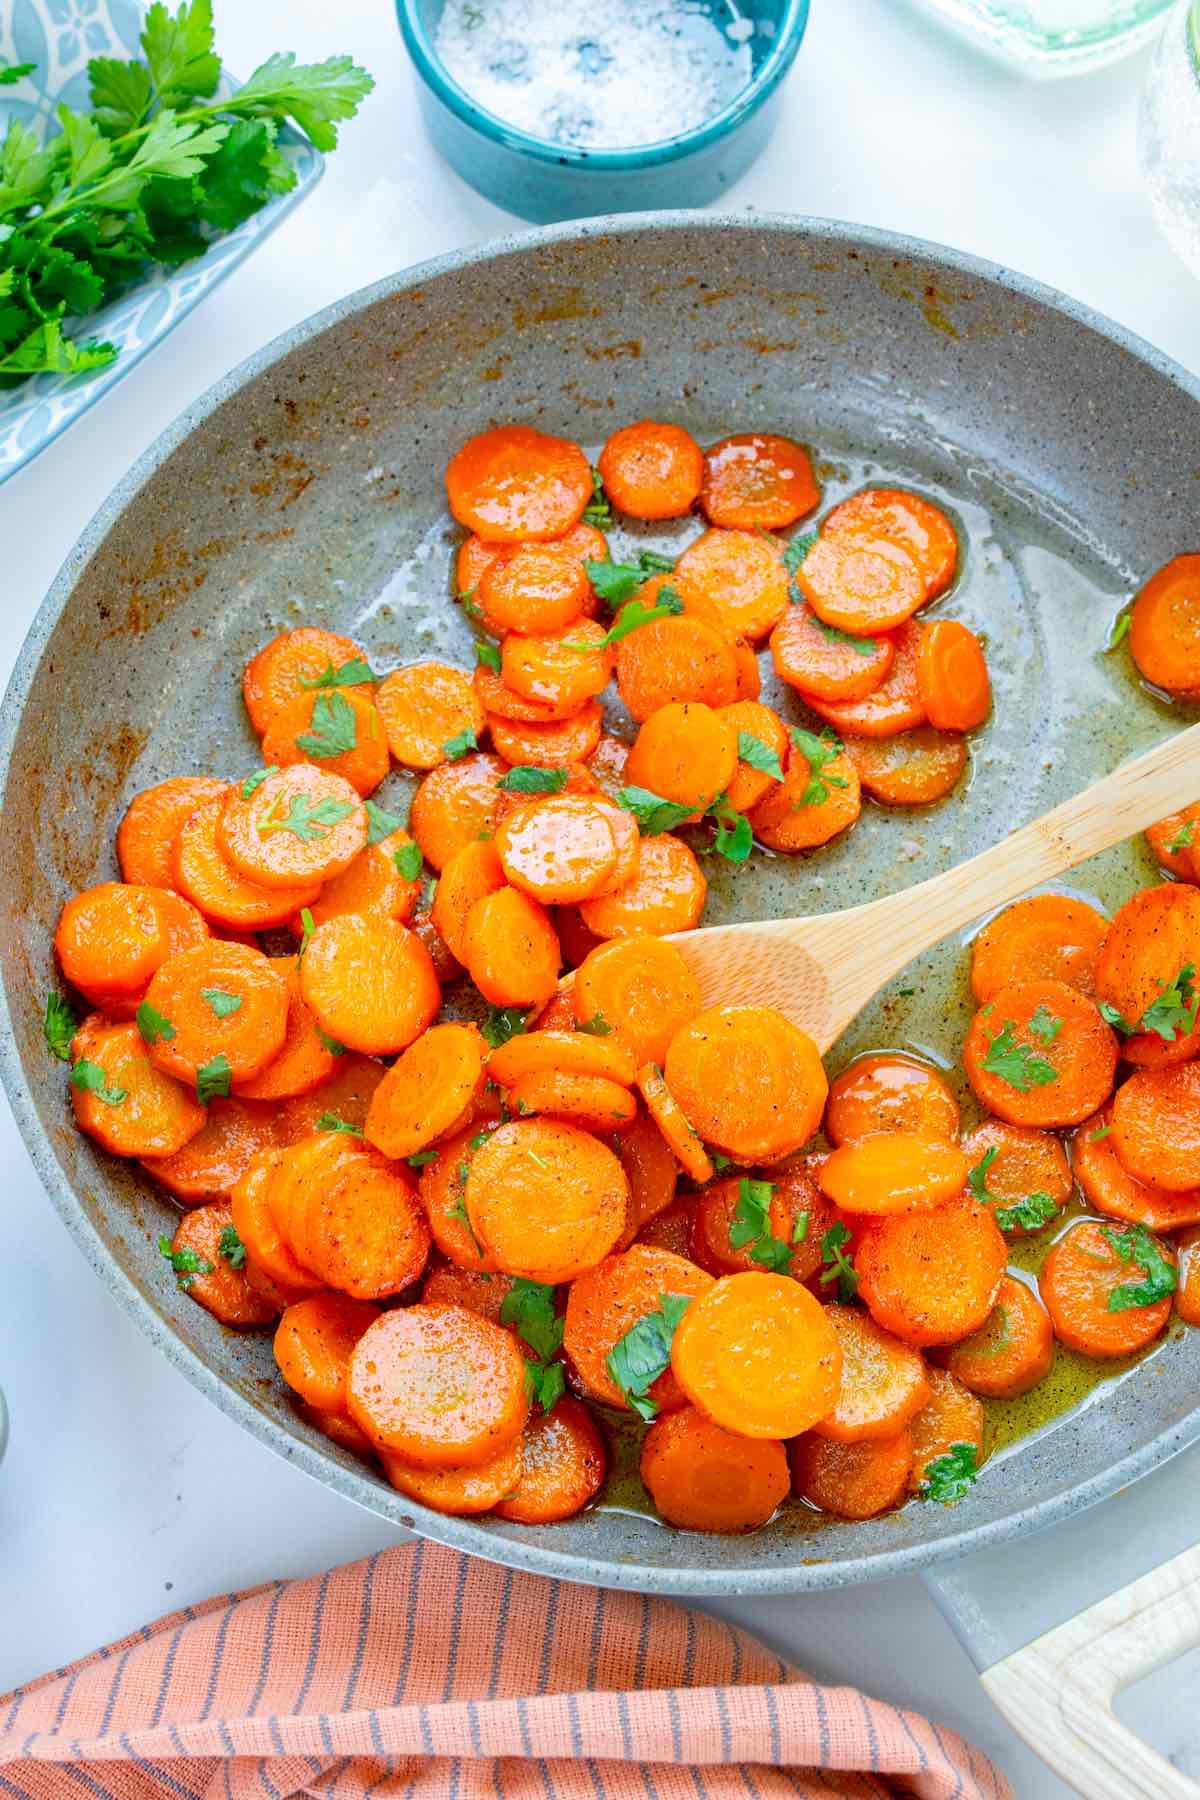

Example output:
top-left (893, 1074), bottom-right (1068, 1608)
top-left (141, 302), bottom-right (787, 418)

top-left (0, 0), bottom-right (322, 484)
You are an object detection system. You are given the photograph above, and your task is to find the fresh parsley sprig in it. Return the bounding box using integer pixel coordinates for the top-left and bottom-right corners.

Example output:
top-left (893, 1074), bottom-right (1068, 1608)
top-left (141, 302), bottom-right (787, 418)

top-left (565, 588), bottom-right (683, 651)
top-left (43, 991), bottom-right (77, 1061)
top-left (728, 1177), bottom-right (790, 1272)
top-left (980, 1021), bottom-right (1057, 1093)
top-left (258, 792), bottom-right (355, 842)
top-left (296, 689), bottom-right (357, 759)
top-left (1102, 1224), bottom-right (1177, 1313)
top-left (919, 1443), bottom-right (978, 1505)
top-left (158, 1234), bottom-right (212, 1290)
top-left (498, 766), bottom-right (569, 795)
top-left (606, 1293), bottom-right (693, 1421)
top-left (1098, 964), bottom-right (1199, 1043)
top-left (364, 799), bottom-right (406, 845)
top-left (968, 1146), bottom-right (1060, 1234)
top-left (298, 656), bottom-right (374, 689)
top-left (70, 1058), bottom-right (127, 1105)
top-left (789, 726), bottom-right (848, 807)
top-left (736, 732), bottom-right (783, 783)
top-left (481, 1005), bottom-right (529, 1048)
top-left (819, 1222), bottom-right (858, 1302)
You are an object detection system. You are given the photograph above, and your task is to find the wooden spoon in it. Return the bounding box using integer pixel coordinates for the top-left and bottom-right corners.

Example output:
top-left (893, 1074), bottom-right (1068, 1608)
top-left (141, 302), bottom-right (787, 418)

top-left (671, 721), bottom-right (1200, 1050)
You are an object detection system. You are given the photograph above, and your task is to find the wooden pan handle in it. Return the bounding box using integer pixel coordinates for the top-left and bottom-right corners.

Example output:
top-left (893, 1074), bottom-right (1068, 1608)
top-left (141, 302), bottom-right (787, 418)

top-left (981, 1541), bottom-right (1200, 1798)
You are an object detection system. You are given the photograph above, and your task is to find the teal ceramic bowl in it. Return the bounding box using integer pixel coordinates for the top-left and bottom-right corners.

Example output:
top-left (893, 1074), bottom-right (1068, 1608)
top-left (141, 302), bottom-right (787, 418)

top-left (397, 0), bottom-right (809, 222)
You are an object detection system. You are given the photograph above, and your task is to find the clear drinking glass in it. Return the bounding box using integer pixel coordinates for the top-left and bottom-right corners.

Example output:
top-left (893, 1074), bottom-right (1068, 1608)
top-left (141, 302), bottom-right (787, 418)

top-left (901, 0), bottom-right (1174, 74)
top-left (1139, 0), bottom-right (1200, 277)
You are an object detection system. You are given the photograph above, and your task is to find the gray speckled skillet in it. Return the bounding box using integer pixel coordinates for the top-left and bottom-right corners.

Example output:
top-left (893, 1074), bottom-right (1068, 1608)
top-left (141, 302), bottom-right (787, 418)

top-left (3, 214), bottom-right (1199, 1594)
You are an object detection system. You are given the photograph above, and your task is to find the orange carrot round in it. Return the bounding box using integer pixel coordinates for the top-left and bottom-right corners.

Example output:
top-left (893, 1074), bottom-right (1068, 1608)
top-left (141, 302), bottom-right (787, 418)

top-left (219, 766), bottom-right (367, 890)
top-left (142, 1096), bottom-right (278, 1201)
top-left (493, 1397), bottom-right (606, 1523)
top-left (55, 881), bottom-right (177, 1002)
top-left (812, 1304), bottom-right (930, 1442)
top-left (625, 701), bottom-right (738, 813)
top-left (495, 794), bottom-right (621, 904)
top-left (635, 1061), bottom-right (714, 1184)
top-left (716, 700), bottom-right (790, 813)
top-left (501, 618), bottom-right (613, 710)
top-left (804, 619), bottom-right (926, 739)
top-left (1072, 1106), bottom-right (1200, 1230)
top-left (941, 1275), bottom-right (1054, 1399)
top-left (856, 1195), bottom-right (1006, 1347)
top-left (959, 1119), bottom-right (1072, 1235)
top-left (261, 686), bottom-right (390, 798)
top-left (117, 776), bottom-right (228, 888)
top-left (300, 916), bottom-right (440, 1056)
top-left (243, 627), bottom-right (370, 735)
top-left (144, 940), bottom-right (290, 1086)
top-left (233, 955), bottom-right (337, 1101)
top-left (421, 1261), bottom-right (515, 1323)
top-left (916, 620), bottom-right (991, 730)
top-left (1128, 553), bottom-right (1200, 692)
top-left (276, 1053), bottom-right (386, 1144)
top-left (300, 829), bottom-right (422, 936)
top-left (615, 605), bottom-right (739, 723)
top-left (473, 661), bottom-right (579, 724)
top-left (1175, 1227), bottom-right (1200, 1325)
top-left (598, 420), bottom-right (704, 519)
top-left (173, 792), bottom-right (320, 929)
top-left (465, 1118), bottom-right (628, 1283)
top-left (748, 734), bottom-right (861, 851)
top-left (671, 1271), bottom-right (842, 1438)
top-left (376, 662), bottom-right (487, 770)
top-left (69, 1018), bottom-right (206, 1157)
top-left (1110, 1061), bottom-right (1200, 1192)
top-left (971, 894), bottom-right (1109, 1003)
top-left (408, 752), bottom-right (508, 871)
top-left (798, 532), bottom-right (925, 636)
top-left (579, 835), bottom-right (707, 940)
top-left (488, 1027), bottom-right (636, 1089)
top-left (274, 1291), bottom-right (381, 1412)
top-left (674, 527), bottom-right (791, 641)
top-left (509, 1068), bottom-right (638, 1133)
top-left (348, 1302), bottom-right (529, 1466)
top-left (700, 433), bottom-right (819, 531)
top-left (1093, 883), bottom-right (1200, 1039)
top-left (478, 541), bottom-right (589, 635)
top-left (822, 488), bottom-right (958, 601)
top-left (431, 840), bottom-right (505, 964)
top-left (463, 885), bottom-right (561, 1009)
top-left (1146, 805), bottom-right (1200, 881)
top-left (287, 1133), bottom-right (431, 1300)
top-left (612, 1107), bottom-right (680, 1246)
top-left (165, 1201), bottom-right (279, 1328)
top-left (488, 703), bottom-right (605, 769)
top-left (664, 1004), bottom-right (828, 1162)
top-left (770, 603), bottom-right (896, 704)
top-left (573, 935), bottom-right (701, 1067)
top-left (365, 1021), bottom-right (487, 1159)
top-left (906, 1365), bottom-right (984, 1492)
top-left (563, 1243), bottom-right (713, 1414)
top-left (642, 1406), bottom-right (790, 1533)
top-left (818, 1132), bottom-right (969, 1216)
top-left (825, 1053), bottom-right (959, 1145)
top-left (381, 1435), bottom-right (524, 1516)
top-left (1040, 1219), bottom-right (1176, 1358)
top-left (963, 978), bottom-right (1118, 1128)
top-left (790, 1429), bottom-right (913, 1520)
top-left (845, 726), bottom-right (967, 807)
top-left (230, 1147), bottom-right (322, 1290)
top-left (418, 1122), bottom-right (501, 1273)
top-left (446, 426), bottom-right (592, 542)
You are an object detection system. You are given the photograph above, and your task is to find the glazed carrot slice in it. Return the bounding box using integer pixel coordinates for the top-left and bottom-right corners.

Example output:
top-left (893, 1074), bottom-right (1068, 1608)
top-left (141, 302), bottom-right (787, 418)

top-left (422, 842), bottom-right (502, 970)
top-left (294, 1134), bottom-right (431, 1300)
top-left (301, 916), bottom-right (440, 1056)
top-left (769, 1164), bottom-right (838, 1284)
top-left (804, 619), bottom-right (926, 739)
top-left (1040, 1219), bottom-right (1176, 1358)
top-left (142, 1097), bottom-right (278, 1202)
top-left (478, 541), bottom-right (590, 636)
top-left (364, 1021), bottom-right (487, 1160)
top-left (818, 1132), bottom-right (969, 1216)
top-left (961, 1119), bottom-right (1071, 1231)
top-left (730, 635), bottom-right (762, 700)
top-left (301, 829), bottom-right (422, 937)
top-left (464, 886), bottom-right (561, 1009)
top-left (349, 1301), bottom-right (529, 1465)
top-left (489, 1028), bottom-right (637, 1088)
top-left (376, 662), bottom-right (487, 770)
top-left (700, 433), bottom-right (819, 531)
top-left (465, 1118), bottom-right (628, 1283)
top-left (825, 1053), bottom-right (959, 1145)
top-left (173, 793), bottom-right (320, 930)
top-left (642, 1406), bottom-right (790, 1533)
top-left (421, 1261), bottom-right (514, 1322)
top-left (164, 1201), bottom-right (280, 1328)
top-left (715, 700), bottom-right (790, 813)
top-left (245, 1257), bottom-right (318, 1316)
top-left (845, 726), bottom-right (967, 806)
top-left (971, 894), bottom-right (1109, 1003)
top-left (260, 686), bottom-right (390, 798)
top-left (664, 1005), bottom-right (828, 1163)
top-left (418, 1121), bottom-right (501, 1273)
top-left (1128, 553), bottom-right (1200, 692)
top-left (906, 1365), bottom-right (984, 1493)
top-left (509, 1069), bottom-right (637, 1132)
top-left (812, 1305), bottom-right (930, 1443)
top-left (915, 620), bottom-right (990, 730)
top-left (68, 1019), bottom-right (206, 1158)
top-left (573, 936), bottom-right (700, 1068)
top-left (55, 882), bottom-right (176, 1001)
top-left (674, 527), bottom-right (790, 641)
top-left (963, 978), bottom-right (1118, 1128)
top-left (473, 662), bottom-right (579, 724)
top-left (748, 733), bottom-right (861, 851)
top-left (488, 704), bottom-right (605, 769)
top-left (941, 1275), bottom-right (1053, 1400)
top-left (822, 488), bottom-right (958, 601)
top-left (143, 940), bottom-right (290, 1086)
top-left (612, 1107), bottom-right (680, 1246)
top-left (243, 627), bottom-right (371, 735)
top-left (409, 752), bottom-right (508, 870)
top-left (636, 1062), bottom-right (714, 1184)
top-left (687, 1176), bottom-right (759, 1276)
top-left (274, 1291), bottom-right (381, 1412)
top-left (232, 955), bottom-right (336, 1101)
top-left (549, 908), bottom-right (599, 974)
top-left (598, 420), bottom-right (704, 519)
top-left (501, 617), bottom-right (613, 711)
top-left (1111, 1061), bottom-right (1200, 1192)
top-left (92, 889), bottom-right (211, 1017)
top-left (117, 776), bottom-right (228, 888)
top-left (671, 1271), bottom-right (843, 1438)
top-left (446, 426), bottom-right (593, 542)
top-left (856, 1195), bottom-right (1006, 1348)
top-left (580, 835), bottom-right (707, 940)
top-left (789, 1429), bottom-right (913, 1520)
top-left (380, 1435), bottom-right (525, 1516)
top-left (495, 794), bottom-right (619, 904)
top-left (275, 1053), bottom-right (386, 1144)
top-left (625, 701), bottom-right (738, 812)
top-left (219, 766), bottom-right (367, 890)
top-left (300, 1403), bottom-right (375, 1456)
top-left (1093, 883), bottom-right (1200, 1039)
top-left (1176, 1227), bottom-right (1200, 1325)
top-left (769, 603), bottom-right (895, 704)
top-left (686, 1173), bottom-right (832, 1280)
top-left (230, 1147), bottom-right (322, 1290)
top-left (615, 610), bottom-right (740, 723)
top-left (1072, 1105), bottom-right (1200, 1229)
top-left (457, 533), bottom-right (507, 599)
top-left (797, 532), bottom-right (925, 637)
top-left (1146, 804), bottom-right (1200, 881)
top-left (493, 1397), bottom-right (606, 1524)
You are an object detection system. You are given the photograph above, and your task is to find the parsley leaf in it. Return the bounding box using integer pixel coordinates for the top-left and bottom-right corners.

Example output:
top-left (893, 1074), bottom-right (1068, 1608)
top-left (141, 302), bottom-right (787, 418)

top-left (919, 1443), bottom-right (978, 1505)
top-left (446, 1194), bottom-right (485, 1256)
top-left (994, 1191), bottom-right (1059, 1233)
top-left (782, 531), bottom-right (818, 600)
top-left (606, 1293), bottom-right (694, 1421)
top-left (316, 1027), bottom-right (346, 1056)
top-left (1097, 1001), bottom-right (1135, 1034)
top-left (500, 1278), bottom-right (563, 1362)
top-left (981, 1021), bottom-right (1057, 1093)
top-left (1138, 965), bottom-right (1199, 1043)
top-left (1089, 1123), bottom-right (1112, 1140)
top-left (736, 731), bottom-right (784, 782)
top-left (1105, 609), bottom-right (1132, 652)
top-left (364, 799), bottom-right (406, 845)
top-left (43, 991), bottom-right (77, 1061)
top-left (576, 1011), bottom-right (612, 1036)
top-left (442, 727), bottom-right (477, 761)
top-left (1102, 1224), bottom-right (1178, 1312)
top-left (498, 765), bottom-right (570, 795)
top-left (296, 689), bottom-right (357, 759)
top-left (201, 987), bottom-right (242, 1018)
top-left (481, 1005), bottom-right (528, 1048)
top-left (0, 64), bottom-right (36, 87)
top-left (966, 1146), bottom-right (998, 1202)
top-left (196, 1053), bottom-right (232, 1102)
top-left (1166, 820), bottom-right (1196, 855)
top-left (298, 656), bottom-right (374, 689)
top-left (617, 785), bottom-right (697, 835)
top-left (568, 589), bottom-right (684, 651)
top-left (135, 1001), bottom-right (176, 1045)
top-left (789, 727), bottom-right (848, 806)
top-left (392, 840), bottom-right (423, 880)
top-left (525, 1358), bottom-right (567, 1411)
top-left (709, 797), bottom-right (753, 864)
top-left (406, 1149), bottom-right (439, 1168)
top-left (316, 1112), bottom-right (362, 1135)
top-left (1027, 1003), bottom-right (1062, 1044)
top-left (583, 558), bottom-right (644, 608)
top-left (474, 639), bottom-right (501, 672)
top-left (69, 1058), bottom-right (126, 1106)
top-left (298, 906), bottom-right (316, 956)
top-left (637, 549), bottom-right (677, 574)
top-left (582, 467), bottom-right (611, 528)
top-left (242, 766), bottom-right (277, 799)
top-left (709, 1150), bottom-right (735, 1174)
top-left (816, 617), bottom-right (879, 656)
top-left (218, 1224), bottom-right (247, 1269)
top-left (793, 1210), bottom-right (810, 1244)
top-left (819, 1222), bottom-right (858, 1302)
top-left (158, 1234), bottom-right (212, 1291)
top-left (728, 1176), bottom-right (790, 1272)
top-left (258, 793), bottom-right (355, 842)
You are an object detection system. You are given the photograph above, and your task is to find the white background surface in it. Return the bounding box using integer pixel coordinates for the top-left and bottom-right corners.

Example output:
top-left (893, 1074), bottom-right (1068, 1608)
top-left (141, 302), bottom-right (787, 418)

top-left (2, 2), bottom-right (1199, 1794)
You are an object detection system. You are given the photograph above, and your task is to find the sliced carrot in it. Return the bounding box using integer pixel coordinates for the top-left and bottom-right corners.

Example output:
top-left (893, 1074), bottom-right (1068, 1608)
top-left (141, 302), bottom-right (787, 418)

top-left (700, 433), bottom-right (819, 531)
top-left (674, 527), bottom-right (790, 641)
top-left (572, 935), bottom-right (700, 1068)
top-left (165, 1201), bottom-right (280, 1328)
top-left (664, 1005), bottom-right (828, 1163)
top-left (381, 1435), bottom-right (525, 1516)
top-left (233, 956), bottom-right (336, 1101)
top-left (1072, 1105), bottom-right (1200, 1229)
top-left (615, 609), bottom-right (739, 722)
top-left (731, 636), bottom-right (762, 701)
top-left (748, 734), bottom-right (861, 851)
top-left (494, 1397), bottom-right (606, 1523)
top-left (532, 976), bottom-right (584, 1031)
top-left (143, 940), bottom-right (290, 1086)
top-left (612, 1107), bottom-right (680, 1246)
top-left (819, 1132), bottom-right (969, 1216)
top-left (770, 1164), bottom-right (838, 1284)
top-left (301, 916), bottom-right (440, 1056)
top-left (495, 794), bottom-right (619, 904)
top-left (971, 894), bottom-right (1109, 1003)
top-left (489, 1027), bottom-right (636, 1088)
top-left (79, 888), bottom-right (210, 1018)
top-left (243, 628), bottom-right (370, 735)
top-left (488, 704), bottom-right (605, 769)
top-left (1111, 1061), bottom-right (1200, 1192)
top-left (142, 1097), bottom-right (278, 1202)
top-left (301, 828), bottom-right (421, 936)
top-left (625, 700), bottom-right (738, 814)
top-left (687, 1169), bottom-right (830, 1280)
top-left (457, 533), bottom-right (507, 599)
top-left (1040, 1219), bottom-right (1176, 1358)
top-left (770, 602), bottom-right (896, 704)
top-left (812, 1304), bottom-right (930, 1442)
top-left (1121, 1013), bottom-right (1200, 1070)
top-left (906, 1365), bottom-right (984, 1492)
top-left (376, 662), bottom-right (487, 770)
top-left (465, 1118), bottom-right (628, 1283)
top-left (275, 1053), bottom-right (386, 1144)
top-left (963, 978), bottom-right (1118, 1128)
top-left (446, 426), bottom-right (592, 542)
top-left (636, 1062), bottom-right (714, 1184)
top-left (510, 1068), bottom-right (636, 1133)
top-left (68, 1019), bottom-right (206, 1158)
top-left (365, 1022), bottom-right (487, 1159)
top-left (580, 835), bottom-right (707, 939)
top-left (261, 685), bottom-right (390, 799)
top-left (856, 1195), bottom-right (1006, 1348)
top-left (473, 662), bottom-right (579, 723)
top-left (493, 765), bottom-right (602, 834)
top-left (117, 776), bottom-right (229, 888)
top-left (349, 1301), bottom-right (529, 1465)
top-left (688, 1175), bottom-right (777, 1277)
top-left (418, 1122), bottom-right (501, 1273)
top-left (671, 1271), bottom-right (842, 1438)
top-left (55, 882), bottom-right (177, 1001)
top-left (1146, 805), bottom-right (1200, 881)
top-left (431, 840), bottom-right (506, 965)
top-left (798, 530), bottom-right (925, 637)
top-left (823, 488), bottom-right (958, 601)
top-left (245, 1256), bottom-right (317, 1315)
top-left (941, 1275), bottom-right (1054, 1399)
top-left (410, 905), bottom-right (463, 986)
top-left (478, 541), bottom-right (590, 636)
top-left (274, 1292), bottom-right (381, 1412)
top-left (790, 1428), bottom-right (913, 1520)
top-left (230, 1147), bottom-right (322, 1291)
top-left (559, 1244), bottom-right (707, 1413)
top-left (219, 766), bottom-right (367, 889)
top-left (804, 619), bottom-right (926, 739)
top-left (598, 419), bottom-right (704, 519)
top-left (173, 792), bottom-right (319, 930)
top-left (1128, 553), bottom-right (1200, 692)
top-left (409, 752), bottom-right (508, 870)
top-left (1093, 883), bottom-right (1200, 1040)
top-left (289, 1133), bottom-right (430, 1299)
top-left (587, 733), bottom-right (630, 799)
top-left (463, 885), bottom-right (561, 1008)
top-left (845, 727), bottom-right (967, 806)
top-left (299, 1402), bottom-right (375, 1456)
top-left (713, 700), bottom-right (790, 813)
top-left (501, 618), bottom-right (613, 711)
top-left (642, 1406), bottom-right (790, 1533)
top-left (958, 1118), bottom-right (1071, 1238)
top-left (915, 620), bottom-right (991, 730)
top-left (421, 1260), bottom-right (514, 1322)
top-left (1175, 1227), bottom-right (1200, 1325)
top-left (825, 1053), bottom-right (959, 1145)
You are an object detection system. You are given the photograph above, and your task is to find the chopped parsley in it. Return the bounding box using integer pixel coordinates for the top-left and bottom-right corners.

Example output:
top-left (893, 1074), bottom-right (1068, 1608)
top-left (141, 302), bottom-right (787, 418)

top-left (316, 1027), bottom-right (346, 1057)
top-left (793, 1210), bottom-right (810, 1244)
top-left (364, 799), bottom-right (407, 845)
top-left (816, 617), bottom-right (879, 656)
top-left (567, 588), bottom-right (683, 651)
top-left (200, 987), bottom-right (242, 1019)
top-left (1099, 965), bottom-right (1199, 1042)
top-left (43, 991), bottom-right (77, 1061)
top-left (258, 793), bottom-right (355, 842)
top-left (736, 731), bottom-right (784, 782)
top-left (158, 1236), bottom-right (212, 1291)
top-left (782, 531), bottom-right (818, 601)
top-left (500, 1278), bottom-right (563, 1362)
top-left (241, 766), bottom-right (277, 799)
top-left (298, 907), bottom-right (316, 955)
top-left (582, 549), bottom-right (677, 608)
top-left (136, 1001), bottom-right (176, 1045)
top-left (576, 1011), bottom-right (612, 1036)
top-left (919, 1443), bottom-right (978, 1505)
top-left (498, 766), bottom-right (570, 795)
top-left (789, 726), bottom-right (848, 807)
top-left (980, 1021), bottom-right (1057, 1093)
top-left (525, 1359), bottom-right (566, 1411)
top-left (393, 841), bottom-right (424, 880)
top-left (606, 1293), bottom-right (694, 1421)
top-left (316, 1113), bottom-right (362, 1135)
top-left (728, 1176), bottom-right (790, 1272)
top-left (1102, 1224), bottom-right (1177, 1312)
top-left (1166, 819), bottom-right (1196, 855)
top-left (474, 639), bottom-right (502, 673)
top-left (69, 1058), bottom-right (126, 1106)
top-left (296, 688), bottom-right (358, 759)
top-left (709, 796), bottom-right (753, 865)
top-left (967, 1144), bottom-right (1058, 1232)
top-left (1105, 609), bottom-right (1132, 653)
top-left (481, 1005), bottom-right (528, 1048)
top-left (406, 1149), bottom-right (439, 1168)
top-left (616, 786), bottom-right (697, 835)
top-left (218, 1224), bottom-right (247, 1269)
top-left (582, 467), bottom-right (611, 528)
top-left (446, 1194), bottom-right (484, 1256)
top-left (1027, 1003), bottom-right (1062, 1044)
top-left (1089, 1123), bottom-right (1112, 1141)
top-left (442, 727), bottom-right (477, 761)
top-left (819, 1222), bottom-right (858, 1302)
top-left (298, 656), bottom-right (374, 689)
top-left (196, 1054), bottom-right (232, 1103)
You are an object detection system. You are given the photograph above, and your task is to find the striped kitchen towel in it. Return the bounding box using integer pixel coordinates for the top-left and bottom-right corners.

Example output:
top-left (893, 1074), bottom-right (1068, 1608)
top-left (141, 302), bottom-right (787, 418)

top-left (0, 1540), bottom-right (1009, 1799)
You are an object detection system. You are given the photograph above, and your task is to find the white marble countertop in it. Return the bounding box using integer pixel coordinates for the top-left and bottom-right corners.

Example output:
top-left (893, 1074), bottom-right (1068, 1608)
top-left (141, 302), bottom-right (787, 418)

top-left (2, 2), bottom-right (1199, 1793)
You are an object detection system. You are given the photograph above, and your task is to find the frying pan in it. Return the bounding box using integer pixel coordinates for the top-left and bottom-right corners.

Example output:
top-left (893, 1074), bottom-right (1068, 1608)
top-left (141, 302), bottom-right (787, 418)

top-left (2, 214), bottom-right (1199, 1786)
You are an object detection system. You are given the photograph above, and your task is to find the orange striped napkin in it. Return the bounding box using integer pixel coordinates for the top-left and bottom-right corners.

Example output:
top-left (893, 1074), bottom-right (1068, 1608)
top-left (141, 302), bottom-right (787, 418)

top-left (0, 1541), bottom-right (1009, 1799)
